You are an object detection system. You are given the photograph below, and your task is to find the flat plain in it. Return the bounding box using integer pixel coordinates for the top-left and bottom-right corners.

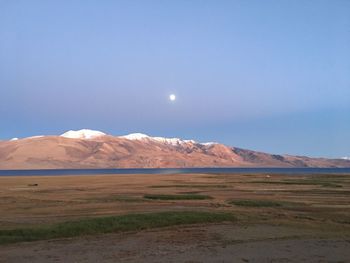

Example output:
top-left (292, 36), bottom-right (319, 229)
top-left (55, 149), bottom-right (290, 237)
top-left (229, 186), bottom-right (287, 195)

top-left (0, 173), bottom-right (350, 262)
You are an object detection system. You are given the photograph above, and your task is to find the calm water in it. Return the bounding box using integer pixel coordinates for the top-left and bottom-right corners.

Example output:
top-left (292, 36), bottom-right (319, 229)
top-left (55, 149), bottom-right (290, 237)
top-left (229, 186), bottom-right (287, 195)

top-left (0, 167), bottom-right (350, 176)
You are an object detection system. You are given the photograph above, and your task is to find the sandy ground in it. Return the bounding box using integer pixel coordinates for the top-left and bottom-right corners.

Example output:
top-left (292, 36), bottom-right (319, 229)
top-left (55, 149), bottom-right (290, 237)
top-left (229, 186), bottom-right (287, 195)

top-left (0, 173), bottom-right (350, 262)
top-left (1, 224), bottom-right (349, 263)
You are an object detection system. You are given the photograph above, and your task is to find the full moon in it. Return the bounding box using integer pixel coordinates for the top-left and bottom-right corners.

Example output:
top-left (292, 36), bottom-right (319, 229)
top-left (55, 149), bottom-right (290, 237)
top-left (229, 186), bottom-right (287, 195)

top-left (169, 94), bottom-right (176, 101)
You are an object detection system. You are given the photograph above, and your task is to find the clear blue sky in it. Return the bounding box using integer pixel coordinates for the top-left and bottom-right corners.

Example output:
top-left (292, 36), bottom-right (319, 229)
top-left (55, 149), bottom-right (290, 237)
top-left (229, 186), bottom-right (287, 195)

top-left (0, 0), bottom-right (349, 158)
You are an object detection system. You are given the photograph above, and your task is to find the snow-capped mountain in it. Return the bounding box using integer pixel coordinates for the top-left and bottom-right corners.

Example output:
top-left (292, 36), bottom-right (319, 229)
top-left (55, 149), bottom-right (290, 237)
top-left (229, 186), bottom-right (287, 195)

top-left (341, 157), bottom-right (350, 160)
top-left (59, 130), bottom-right (206, 145)
top-left (119, 133), bottom-right (197, 146)
top-left (7, 129), bottom-right (211, 145)
top-left (1, 129), bottom-right (349, 169)
top-left (119, 133), bottom-right (150, 140)
top-left (60, 129), bottom-right (107, 139)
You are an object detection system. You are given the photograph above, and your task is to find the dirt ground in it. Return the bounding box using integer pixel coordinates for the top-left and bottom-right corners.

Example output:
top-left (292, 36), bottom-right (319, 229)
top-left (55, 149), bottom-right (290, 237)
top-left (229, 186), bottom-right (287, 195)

top-left (0, 173), bottom-right (350, 262)
top-left (1, 224), bottom-right (349, 263)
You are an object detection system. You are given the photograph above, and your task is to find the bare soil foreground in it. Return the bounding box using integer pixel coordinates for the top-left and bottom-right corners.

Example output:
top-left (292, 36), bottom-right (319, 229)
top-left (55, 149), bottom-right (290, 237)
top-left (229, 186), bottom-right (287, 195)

top-left (0, 173), bottom-right (350, 262)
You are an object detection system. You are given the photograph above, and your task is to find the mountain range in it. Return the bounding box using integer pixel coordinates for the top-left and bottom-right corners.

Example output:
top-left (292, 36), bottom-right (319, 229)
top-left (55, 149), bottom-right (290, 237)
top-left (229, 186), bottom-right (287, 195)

top-left (0, 129), bottom-right (349, 169)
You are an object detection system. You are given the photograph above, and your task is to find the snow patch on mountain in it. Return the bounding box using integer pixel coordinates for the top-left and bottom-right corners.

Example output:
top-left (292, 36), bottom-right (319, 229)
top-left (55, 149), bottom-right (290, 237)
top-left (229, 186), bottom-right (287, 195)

top-left (152, 137), bottom-right (196, 146)
top-left (120, 133), bottom-right (206, 146)
top-left (9, 136), bottom-right (44, 141)
top-left (61, 129), bottom-right (106, 139)
top-left (341, 157), bottom-right (350, 160)
top-left (202, 142), bottom-right (218, 146)
top-left (120, 133), bottom-right (150, 140)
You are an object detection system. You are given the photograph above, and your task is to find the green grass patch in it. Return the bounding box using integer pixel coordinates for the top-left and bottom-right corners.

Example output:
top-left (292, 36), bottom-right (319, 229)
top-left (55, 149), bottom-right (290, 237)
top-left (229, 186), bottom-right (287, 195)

top-left (150, 184), bottom-right (228, 188)
top-left (178, 191), bottom-right (203, 194)
top-left (228, 199), bottom-right (287, 207)
top-left (88, 195), bottom-right (145, 203)
top-left (287, 189), bottom-right (350, 195)
top-left (143, 194), bottom-right (213, 200)
top-left (0, 211), bottom-right (235, 245)
top-left (250, 179), bottom-right (342, 188)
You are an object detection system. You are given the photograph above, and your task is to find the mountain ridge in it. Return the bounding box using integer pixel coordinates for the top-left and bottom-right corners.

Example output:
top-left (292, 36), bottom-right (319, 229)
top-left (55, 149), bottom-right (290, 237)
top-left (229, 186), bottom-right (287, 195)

top-left (0, 129), bottom-right (349, 169)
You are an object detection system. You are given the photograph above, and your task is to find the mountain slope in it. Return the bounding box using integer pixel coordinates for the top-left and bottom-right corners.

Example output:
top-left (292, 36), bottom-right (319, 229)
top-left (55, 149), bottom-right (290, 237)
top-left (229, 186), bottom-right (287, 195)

top-left (0, 129), bottom-right (349, 169)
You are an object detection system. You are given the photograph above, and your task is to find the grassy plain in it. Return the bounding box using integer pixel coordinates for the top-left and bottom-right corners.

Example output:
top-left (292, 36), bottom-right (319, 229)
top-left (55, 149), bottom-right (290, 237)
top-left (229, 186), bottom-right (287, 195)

top-left (0, 172), bottom-right (350, 262)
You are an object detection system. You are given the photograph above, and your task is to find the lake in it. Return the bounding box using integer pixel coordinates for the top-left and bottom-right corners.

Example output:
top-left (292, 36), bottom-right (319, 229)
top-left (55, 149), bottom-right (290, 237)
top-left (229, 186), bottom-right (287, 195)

top-left (0, 167), bottom-right (350, 176)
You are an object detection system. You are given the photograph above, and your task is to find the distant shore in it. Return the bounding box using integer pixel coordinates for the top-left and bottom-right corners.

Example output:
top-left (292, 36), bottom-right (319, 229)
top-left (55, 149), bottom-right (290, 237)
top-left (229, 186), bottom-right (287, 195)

top-left (1, 167), bottom-right (350, 176)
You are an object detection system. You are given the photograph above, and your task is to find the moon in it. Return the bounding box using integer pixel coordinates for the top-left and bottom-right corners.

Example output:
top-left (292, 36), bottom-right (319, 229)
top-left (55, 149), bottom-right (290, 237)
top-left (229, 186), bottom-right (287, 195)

top-left (169, 94), bottom-right (176, 101)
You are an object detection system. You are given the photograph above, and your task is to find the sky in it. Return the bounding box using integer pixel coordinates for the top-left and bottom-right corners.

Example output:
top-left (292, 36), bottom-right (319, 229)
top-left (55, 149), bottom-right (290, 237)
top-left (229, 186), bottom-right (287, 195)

top-left (0, 0), bottom-right (349, 158)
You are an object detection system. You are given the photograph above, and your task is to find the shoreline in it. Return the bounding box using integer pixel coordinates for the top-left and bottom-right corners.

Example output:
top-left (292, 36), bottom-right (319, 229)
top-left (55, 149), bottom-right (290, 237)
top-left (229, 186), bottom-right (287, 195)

top-left (1, 167), bottom-right (350, 177)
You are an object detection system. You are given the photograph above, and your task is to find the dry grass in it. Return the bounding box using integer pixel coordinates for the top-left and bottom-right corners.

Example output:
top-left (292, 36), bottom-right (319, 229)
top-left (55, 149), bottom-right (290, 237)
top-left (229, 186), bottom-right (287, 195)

top-left (0, 173), bottom-right (350, 239)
